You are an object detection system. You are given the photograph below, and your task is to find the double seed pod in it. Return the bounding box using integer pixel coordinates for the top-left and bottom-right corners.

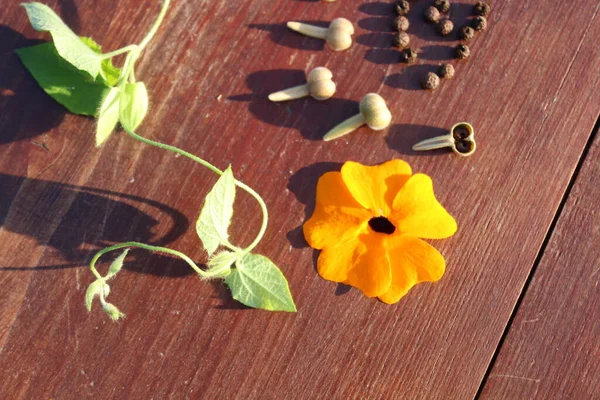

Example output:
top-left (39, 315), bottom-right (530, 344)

top-left (323, 93), bottom-right (392, 141)
top-left (412, 122), bottom-right (476, 156)
top-left (268, 67), bottom-right (336, 102)
top-left (287, 18), bottom-right (355, 51)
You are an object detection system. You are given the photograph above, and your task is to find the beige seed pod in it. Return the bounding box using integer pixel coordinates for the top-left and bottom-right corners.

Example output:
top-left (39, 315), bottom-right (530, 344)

top-left (322, 93), bottom-right (392, 141)
top-left (268, 67), bottom-right (336, 102)
top-left (286, 18), bottom-right (354, 51)
top-left (412, 122), bottom-right (476, 156)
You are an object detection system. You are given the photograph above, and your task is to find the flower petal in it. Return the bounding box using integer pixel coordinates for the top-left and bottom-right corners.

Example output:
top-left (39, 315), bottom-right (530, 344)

top-left (378, 235), bottom-right (446, 304)
top-left (318, 232), bottom-right (392, 297)
top-left (341, 160), bottom-right (412, 216)
top-left (344, 233), bottom-right (392, 297)
top-left (303, 171), bottom-right (370, 249)
top-left (390, 173), bottom-right (457, 239)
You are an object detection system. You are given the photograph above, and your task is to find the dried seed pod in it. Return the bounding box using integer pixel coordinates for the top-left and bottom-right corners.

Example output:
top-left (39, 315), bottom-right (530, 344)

top-left (323, 93), bottom-right (392, 141)
top-left (472, 16), bottom-right (488, 31)
top-left (459, 25), bottom-right (475, 41)
top-left (413, 122), bottom-right (476, 157)
top-left (395, 0), bottom-right (410, 16)
top-left (400, 47), bottom-right (418, 63)
top-left (286, 18), bottom-right (355, 51)
top-left (392, 31), bottom-right (410, 48)
top-left (438, 63), bottom-right (455, 79)
top-left (474, 1), bottom-right (491, 17)
top-left (392, 16), bottom-right (410, 32)
top-left (421, 72), bottom-right (440, 91)
top-left (437, 19), bottom-right (454, 36)
top-left (424, 6), bottom-right (441, 23)
top-left (433, 0), bottom-right (451, 13)
top-left (455, 44), bottom-right (470, 59)
top-left (268, 67), bottom-right (336, 102)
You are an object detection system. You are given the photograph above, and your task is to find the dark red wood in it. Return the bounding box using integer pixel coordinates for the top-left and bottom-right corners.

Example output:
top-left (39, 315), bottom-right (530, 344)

top-left (479, 125), bottom-right (600, 399)
top-left (1, 0), bottom-right (599, 398)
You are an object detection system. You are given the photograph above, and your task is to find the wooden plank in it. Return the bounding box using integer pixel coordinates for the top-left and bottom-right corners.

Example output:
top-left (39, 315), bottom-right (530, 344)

top-left (478, 124), bottom-right (600, 399)
top-left (0, 0), bottom-right (599, 398)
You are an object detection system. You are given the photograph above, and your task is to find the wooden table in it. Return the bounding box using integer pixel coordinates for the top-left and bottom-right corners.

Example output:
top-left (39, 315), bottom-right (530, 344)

top-left (1, 1), bottom-right (599, 398)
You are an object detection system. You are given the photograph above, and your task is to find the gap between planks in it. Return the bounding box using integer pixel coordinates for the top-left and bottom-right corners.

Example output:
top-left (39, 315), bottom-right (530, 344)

top-left (473, 114), bottom-right (600, 399)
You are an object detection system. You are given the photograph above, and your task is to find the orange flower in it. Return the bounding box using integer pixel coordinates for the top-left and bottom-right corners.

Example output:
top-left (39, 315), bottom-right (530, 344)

top-left (303, 159), bottom-right (457, 304)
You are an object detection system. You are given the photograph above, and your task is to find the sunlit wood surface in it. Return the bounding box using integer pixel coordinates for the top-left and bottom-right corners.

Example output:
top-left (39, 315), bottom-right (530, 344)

top-left (1, 0), bottom-right (599, 398)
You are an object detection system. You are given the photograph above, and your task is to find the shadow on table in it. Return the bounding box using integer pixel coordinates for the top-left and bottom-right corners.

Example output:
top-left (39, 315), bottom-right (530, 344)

top-left (248, 22), bottom-right (326, 51)
top-left (382, 64), bottom-right (440, 90)
top-left (287, 162), bottom-right (362, 296)
top-left (0, 26), bottom-right (67, 145)
top-left (229, 69), bottom-right (358, 141)
top-left (286, 161), bottom-right (342, 250)
top-left (0, 173), bottom-right (195, 277)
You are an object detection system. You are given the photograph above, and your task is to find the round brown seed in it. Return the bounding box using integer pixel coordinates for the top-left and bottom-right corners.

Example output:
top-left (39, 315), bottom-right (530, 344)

top-left (472, 16), bottom-right (488, 31)
top-left (434, 0), bottom-right (451, 13)
top-left (438, 63), bottom-right (455, 79)
top-left (400, 47), bottom-right (418, 64)
top-left (437, 19), bottom-right (454, 36)
top-left (392, 31), bottom-right (410, 48)
top-left (474, 2), bottom-right (491, 17)
top-left (424, 6), bottom-right (441, 23)
top-left (459, 25), bottom-right (476, 41)
top-left (421, 72), bottom-right (440, 91)
top-left (393, 15), bottom-right (410, 32)
top-left (395, 0), bottom-right (410, 16)
top-left (455, 44), bottom-right (470, 59)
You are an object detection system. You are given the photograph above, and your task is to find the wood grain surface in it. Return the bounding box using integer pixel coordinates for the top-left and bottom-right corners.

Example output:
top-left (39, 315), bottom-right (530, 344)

top-left (478, 123), bottom-right (600, 399)
top-left (1, 0), bottom-right (599, 399)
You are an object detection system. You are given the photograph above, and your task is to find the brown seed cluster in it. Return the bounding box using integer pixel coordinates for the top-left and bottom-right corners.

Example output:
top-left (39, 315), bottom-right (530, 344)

top-left (425, 1), bottom-right (454, 37)
top-left (456, 2), bottom-right (491, 60)
top-left (389, 0), bottom-right (491, 90)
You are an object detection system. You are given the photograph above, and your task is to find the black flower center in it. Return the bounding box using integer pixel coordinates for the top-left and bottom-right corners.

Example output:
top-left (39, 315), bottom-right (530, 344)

top-left (368, 217), bottom-right (396, 235)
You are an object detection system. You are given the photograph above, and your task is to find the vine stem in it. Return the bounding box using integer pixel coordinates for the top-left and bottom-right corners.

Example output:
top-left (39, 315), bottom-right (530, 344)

top-left (90, 242), bottom-right (207, 278)
top-left (138, 0), bottom-right (171, 51)
top-left (124, 129), bottom-right (269, 254)
top-left (100, 45), bottom-right (139, 60)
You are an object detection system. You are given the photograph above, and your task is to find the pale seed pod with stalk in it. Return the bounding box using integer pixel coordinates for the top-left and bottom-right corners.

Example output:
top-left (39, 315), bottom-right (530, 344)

top-left (286, 18), bottom-right (355, 51)
top-left (412, 122), bottom-right (476, 156)
top-left (322, 93), bottom-right (392, 141)
top-left (268, 67), bottom-right (336, 102)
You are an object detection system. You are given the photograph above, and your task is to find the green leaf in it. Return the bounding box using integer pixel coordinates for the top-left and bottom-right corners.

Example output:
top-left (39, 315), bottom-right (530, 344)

top-left (206, 251), bottom-right (237, 278)
top-left (85, 279), bottom-right (104, 312)
top-left (119, 82), bottom-right (149, 131)
top-left (80, 37), bottom-right (121, 86)
top-left (22, 2), bottom-right (104, 78)
top-left (106, 249), bottom-right (129, 279)
top-left (196, 166), bottom-right (236, 255)
top-left (16, 42), bottom-right (112, 116)
top-left (96, 87), bottom-right (120, 146)
top-left (225, 253), bottom-right (296, 312)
